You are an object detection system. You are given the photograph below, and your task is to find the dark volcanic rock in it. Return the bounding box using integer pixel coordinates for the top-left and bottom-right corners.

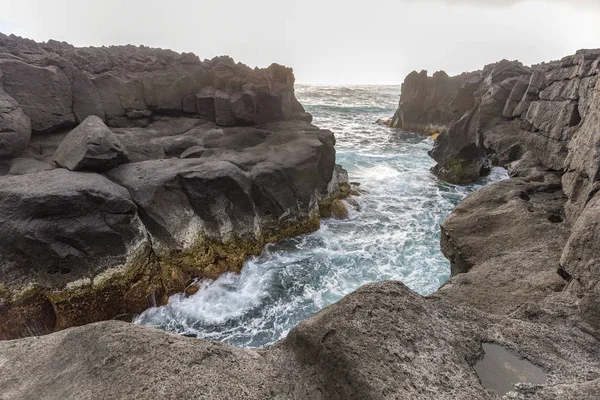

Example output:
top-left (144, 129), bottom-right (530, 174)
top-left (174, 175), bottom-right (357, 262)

top-left (0, 33), bottom-right (309, 132)
top-left (390, 70), bottom-right (481, 134)
top-left (0, 59), bottom-right (76, 132)
top-left (0, 116), bottom-right (345, 338)
top-left (392, 50), bottom-right (600, 390)
top-left (394, 51), bottom-right (599, 184)
top-left (415, 49), bottom-right (600, 339)
top-left (53, 116), bottom-right (129, 172)
top-left (0, 34), bottom-right (347, 339)
top-left (0, 169), bottom-right (154, 339)
top-left (0, 75), bottom-right (31, 160)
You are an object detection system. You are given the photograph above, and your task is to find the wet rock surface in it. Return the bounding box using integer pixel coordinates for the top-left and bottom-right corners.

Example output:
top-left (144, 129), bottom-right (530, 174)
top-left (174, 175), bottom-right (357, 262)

top-left (474, 343), bottom-right (547, 396)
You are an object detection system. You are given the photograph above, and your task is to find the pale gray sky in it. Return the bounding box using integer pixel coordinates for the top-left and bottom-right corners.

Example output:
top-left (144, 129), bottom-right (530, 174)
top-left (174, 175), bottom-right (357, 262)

top-left (1, 0), bottom-right (599, 84)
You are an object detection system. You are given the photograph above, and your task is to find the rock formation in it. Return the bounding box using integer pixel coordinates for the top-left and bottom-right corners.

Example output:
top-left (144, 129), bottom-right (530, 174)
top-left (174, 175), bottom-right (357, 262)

top-left (0, 33), bottom-right (349, 340)
top-left (391, 50), bottom-right (600, 343)
top-left (394, 49), bottom-right (600, 397)
top-left (2, 281), bottom-right (599, 399)
top-left (1, 34), bottom-right (600, 399)
top-left (391, 52), bottom-right (599, 185)
top-left (53, 115), bottom-right (129, 171)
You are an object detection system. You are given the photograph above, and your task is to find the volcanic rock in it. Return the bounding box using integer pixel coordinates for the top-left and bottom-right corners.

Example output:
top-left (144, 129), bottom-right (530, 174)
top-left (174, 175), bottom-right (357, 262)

top-left (53, 115), bottom-right (129, 171)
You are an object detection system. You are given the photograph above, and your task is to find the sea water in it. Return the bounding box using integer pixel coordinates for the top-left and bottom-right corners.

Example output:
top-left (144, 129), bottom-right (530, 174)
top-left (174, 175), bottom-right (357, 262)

top-left (134, 85), bottom-right (508, 348)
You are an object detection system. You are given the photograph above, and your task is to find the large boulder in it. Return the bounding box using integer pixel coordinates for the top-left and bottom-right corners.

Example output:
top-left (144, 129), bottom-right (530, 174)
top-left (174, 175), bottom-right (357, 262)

top-left (53, 115), bottom-right (129, 172)
top-left (0, 169), bottom-right (154, 339)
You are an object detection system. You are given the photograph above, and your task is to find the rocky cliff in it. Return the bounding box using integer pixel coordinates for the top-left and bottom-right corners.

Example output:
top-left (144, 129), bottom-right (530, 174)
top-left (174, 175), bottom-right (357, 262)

top-left (392, 50), bottom-right (600, 341)
top-left (2, 39), bottom-right (600, 399)
top-left (392, 52), bottom-right (599, 185)
top-left (0, 34), bottom-right (351, 340)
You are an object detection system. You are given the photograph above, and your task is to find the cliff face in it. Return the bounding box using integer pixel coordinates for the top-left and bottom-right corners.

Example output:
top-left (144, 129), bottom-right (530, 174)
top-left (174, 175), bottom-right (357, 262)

top-left (394, 50), bottom-right (600, 353)
top-left (0, 33), bottom-right (311, 138)
top-left (0, 34), bottom-right (351, 340)
top-left (392, 52), bottom-right (599, 185)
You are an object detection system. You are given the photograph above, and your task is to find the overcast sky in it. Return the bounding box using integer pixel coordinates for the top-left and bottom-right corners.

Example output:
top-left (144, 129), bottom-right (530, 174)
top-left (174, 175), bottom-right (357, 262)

top-left (1, 0), bottom-right (599, 84)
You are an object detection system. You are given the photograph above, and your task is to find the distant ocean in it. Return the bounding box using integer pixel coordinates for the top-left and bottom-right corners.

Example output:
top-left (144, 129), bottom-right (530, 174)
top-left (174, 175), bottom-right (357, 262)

top-left (134, 85), bottom-right (508, 348)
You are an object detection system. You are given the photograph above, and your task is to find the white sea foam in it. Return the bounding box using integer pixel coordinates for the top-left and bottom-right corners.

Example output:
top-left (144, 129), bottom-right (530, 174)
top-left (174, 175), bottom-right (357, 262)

top-left (134, 85), bottom-right (509, 348)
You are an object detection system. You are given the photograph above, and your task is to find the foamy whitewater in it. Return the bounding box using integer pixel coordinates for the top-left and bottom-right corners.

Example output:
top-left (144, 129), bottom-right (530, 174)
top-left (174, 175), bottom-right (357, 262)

top-left (134, 85), bottom-right (508, 348)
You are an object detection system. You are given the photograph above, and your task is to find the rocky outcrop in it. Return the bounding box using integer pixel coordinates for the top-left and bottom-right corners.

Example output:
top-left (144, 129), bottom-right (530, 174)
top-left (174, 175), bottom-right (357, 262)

top-left (2, 35), bottom-right (599, 399)
top-left (53, 116), bottom-right (129, 171)
top-left (2, 281), bottom-right (599, 399)
top-left (0, 34), bottom-right (349, 339)
top-left (385, 50), bottom-right (600, 397)
top-left (415, 50), bottom-right (600, 345)
top-left (436, 171), bottom-right (569, 316)
top-left (0, 33), bottom-right (308, 134)
top-left (392, 52), bottom-right (599, 185)
top-left (390, 70), bottom-right (480, 135)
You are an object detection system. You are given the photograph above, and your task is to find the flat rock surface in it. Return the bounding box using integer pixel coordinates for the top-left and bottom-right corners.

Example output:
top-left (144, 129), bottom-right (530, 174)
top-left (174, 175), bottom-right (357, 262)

top-left (1, 281), bottom-right (599, 400)
top-left (436, 172), bottom-right (569, 316)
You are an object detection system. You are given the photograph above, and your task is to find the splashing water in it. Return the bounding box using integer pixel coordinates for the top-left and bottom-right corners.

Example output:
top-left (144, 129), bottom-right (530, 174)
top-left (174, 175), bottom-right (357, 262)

top-left (134, 85), bottom-right (508, 348)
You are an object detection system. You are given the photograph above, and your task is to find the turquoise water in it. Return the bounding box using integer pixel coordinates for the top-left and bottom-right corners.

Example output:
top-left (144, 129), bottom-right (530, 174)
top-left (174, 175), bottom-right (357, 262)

top-left (134, 85), bottom-right (507, 348)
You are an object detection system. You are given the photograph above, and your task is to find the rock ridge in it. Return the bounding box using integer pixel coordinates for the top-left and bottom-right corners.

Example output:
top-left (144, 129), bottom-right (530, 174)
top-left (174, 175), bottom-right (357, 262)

top-left (0, 34), bottom-right (350, 340)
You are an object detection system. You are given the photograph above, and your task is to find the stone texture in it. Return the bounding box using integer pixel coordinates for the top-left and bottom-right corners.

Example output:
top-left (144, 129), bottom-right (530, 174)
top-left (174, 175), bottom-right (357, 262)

top-left (0, 74), bottom-right (31, 160)
top-left (2, 281), bottom-right (600, 399)
top-left (394, 51), bottom-right (599, 184)
top-left (53, 116), bottom-right (129, 172)
top-left (0, 169), bottom-right (152, 339)
top-left (0, 33), bottom-right (309, 133)
top-left (560, 191), bottom-right (600, 334)
top-left (8, 157), bottom-right (53, 175)
top-left (0, 116), bottom-right (347, 339)
top-left (0, 35), bottom-right (348, 340)
top-left (437, 173), bottom-right (569, 316)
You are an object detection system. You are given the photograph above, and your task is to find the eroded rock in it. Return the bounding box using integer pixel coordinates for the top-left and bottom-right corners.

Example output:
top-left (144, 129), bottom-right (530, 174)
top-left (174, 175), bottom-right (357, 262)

top-left (1, 281), bottom-right (599, 399)
top-left (53, 116), bottom-right (129, 172)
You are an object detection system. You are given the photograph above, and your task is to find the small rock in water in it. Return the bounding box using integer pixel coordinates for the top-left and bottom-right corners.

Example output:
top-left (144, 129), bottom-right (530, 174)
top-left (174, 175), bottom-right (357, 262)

top-left (185, 285), bottom-right (200, 297)
top-left (474, 343), bottom-right (547, 396)
top-left (331, 199), bottom-right (349, 219)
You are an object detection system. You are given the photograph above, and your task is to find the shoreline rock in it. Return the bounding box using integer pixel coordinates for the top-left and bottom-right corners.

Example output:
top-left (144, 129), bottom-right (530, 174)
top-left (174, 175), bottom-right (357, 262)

top-left (391, 52), bottom-right (599, 185)
top-left (1, 35), bottom-right (600, 399)
top-left (0, 34), bottom-right (350, 340)
top-left (2, 281), bottom-right (599, 399)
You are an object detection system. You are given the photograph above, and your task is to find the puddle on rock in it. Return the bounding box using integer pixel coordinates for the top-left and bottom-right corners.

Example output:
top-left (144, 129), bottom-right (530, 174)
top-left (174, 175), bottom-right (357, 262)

top-left (474, 343), bottom-right (547, 396)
